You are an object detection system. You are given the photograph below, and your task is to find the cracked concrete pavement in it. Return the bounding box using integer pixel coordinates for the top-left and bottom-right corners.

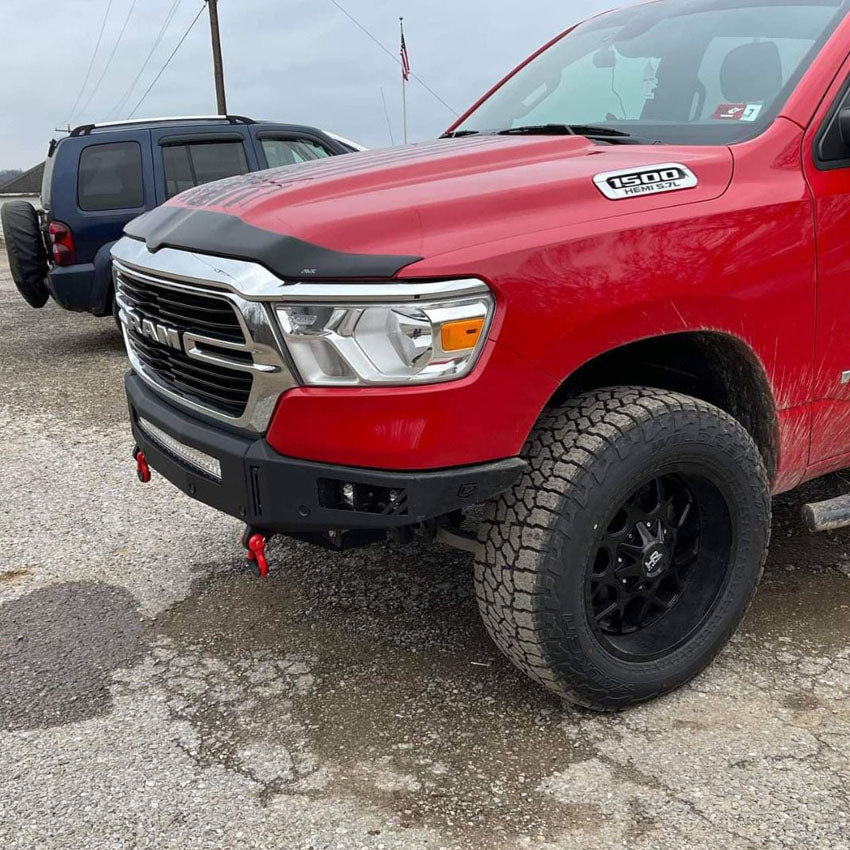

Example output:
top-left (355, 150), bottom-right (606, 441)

top-left (0, 253), bottom-right (849, 849)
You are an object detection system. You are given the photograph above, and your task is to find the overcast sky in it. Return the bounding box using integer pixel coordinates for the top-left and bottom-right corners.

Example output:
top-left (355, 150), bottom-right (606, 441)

top-left (0, 0), bottom-right (640, 169)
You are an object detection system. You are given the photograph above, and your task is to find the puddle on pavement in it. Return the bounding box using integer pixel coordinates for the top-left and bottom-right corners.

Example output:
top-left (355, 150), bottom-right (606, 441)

top-left (0, 581), bottom-right (146, 731)
top-left (152, 541), bottom-right (601, 844)
top-left (745, 567), bottom-right (850, 648)
top-left (746, 484), bottom-right (850, 649)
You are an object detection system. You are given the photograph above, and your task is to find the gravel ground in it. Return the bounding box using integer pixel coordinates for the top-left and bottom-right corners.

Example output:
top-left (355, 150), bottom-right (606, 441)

top-left (1, 254), bottom-right (849, 849)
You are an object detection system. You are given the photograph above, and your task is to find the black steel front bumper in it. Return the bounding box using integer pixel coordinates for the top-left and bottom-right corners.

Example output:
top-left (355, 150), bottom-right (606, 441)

top-left (126, 373), bottom-right (527, 535)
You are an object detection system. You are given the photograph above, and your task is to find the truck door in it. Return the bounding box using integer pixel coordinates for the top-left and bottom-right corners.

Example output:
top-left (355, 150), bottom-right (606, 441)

top-left (805, 55), bottom-right (850, 464)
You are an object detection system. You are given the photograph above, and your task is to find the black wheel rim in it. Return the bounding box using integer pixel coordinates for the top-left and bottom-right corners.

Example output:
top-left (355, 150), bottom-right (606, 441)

top-left (586, 469), bottom-right (733, 662)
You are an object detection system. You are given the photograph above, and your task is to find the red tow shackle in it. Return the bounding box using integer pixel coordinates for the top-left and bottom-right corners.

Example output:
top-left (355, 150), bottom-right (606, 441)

top-left (243, 528), bottom-right (272, 578)
top-left (134, 448), bottom-right (151, 483)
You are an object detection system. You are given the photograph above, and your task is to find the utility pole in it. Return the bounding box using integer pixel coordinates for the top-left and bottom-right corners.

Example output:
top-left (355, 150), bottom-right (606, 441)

top-left (206, 0), bottom-right (227, 115)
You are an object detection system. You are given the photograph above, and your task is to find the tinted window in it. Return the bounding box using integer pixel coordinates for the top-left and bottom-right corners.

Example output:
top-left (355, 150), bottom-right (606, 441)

top-left (78, 141), bottom-right (144, 211)
top-left (261, 138), bottom-right (331, 168)
top-left (162, 140), bottom-right (249, 199)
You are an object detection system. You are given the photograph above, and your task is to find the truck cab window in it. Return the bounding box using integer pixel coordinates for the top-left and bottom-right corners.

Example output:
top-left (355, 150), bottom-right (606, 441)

top-left (695, 37), bottom-right (812, 120)
top-left (454, 2), bottom-right (843, 145)
top-left (518, 49), bottom-right (661, 126)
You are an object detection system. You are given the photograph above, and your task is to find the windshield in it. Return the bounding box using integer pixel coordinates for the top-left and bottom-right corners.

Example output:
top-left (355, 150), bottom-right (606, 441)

top-left (454, 0), bottom-right (845, 145)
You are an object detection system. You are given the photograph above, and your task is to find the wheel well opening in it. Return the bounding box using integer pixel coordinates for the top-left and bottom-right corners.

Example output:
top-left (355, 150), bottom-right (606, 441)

top-left (550, 332), bottom-right (778, 480)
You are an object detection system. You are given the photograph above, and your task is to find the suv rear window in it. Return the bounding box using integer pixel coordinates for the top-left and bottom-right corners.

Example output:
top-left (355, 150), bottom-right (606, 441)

top-left (78, 141), bottom-right (144, 211)
top-left (162, 140), bottom-right (249, 199)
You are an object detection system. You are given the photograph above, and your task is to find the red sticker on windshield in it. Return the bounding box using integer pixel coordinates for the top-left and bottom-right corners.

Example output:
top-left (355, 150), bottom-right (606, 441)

top-left (711, 103), bottom-right (763, 121)
top-left (712, 103), bottom-right (747, 120)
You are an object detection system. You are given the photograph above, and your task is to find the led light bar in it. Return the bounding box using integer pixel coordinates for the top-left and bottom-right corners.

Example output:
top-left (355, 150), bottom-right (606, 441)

top-left (138, 417), bottom-right (222, 481)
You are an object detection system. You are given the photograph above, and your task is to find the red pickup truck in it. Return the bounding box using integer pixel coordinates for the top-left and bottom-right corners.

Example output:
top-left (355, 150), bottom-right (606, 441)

top-left (113, 0), bottom-right (850, 709)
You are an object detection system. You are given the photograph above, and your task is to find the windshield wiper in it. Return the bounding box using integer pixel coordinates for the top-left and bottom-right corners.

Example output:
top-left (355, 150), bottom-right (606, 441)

top-left (498, 124), bottom-right (655, 144)
top-left (442, 124), bottom-right (658, 144)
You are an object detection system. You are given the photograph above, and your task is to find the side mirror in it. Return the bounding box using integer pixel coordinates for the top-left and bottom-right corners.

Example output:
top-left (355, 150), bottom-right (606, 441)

top-left (838, 107), bottom-right (850, 149)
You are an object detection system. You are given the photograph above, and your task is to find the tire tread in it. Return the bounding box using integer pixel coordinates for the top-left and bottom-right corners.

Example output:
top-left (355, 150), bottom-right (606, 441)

top-left (474, 386), bottom-right (771, 710)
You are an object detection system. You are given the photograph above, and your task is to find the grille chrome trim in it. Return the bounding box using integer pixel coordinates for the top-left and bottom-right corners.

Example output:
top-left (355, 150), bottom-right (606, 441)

top-left (113, 248), bottom-right (297, 433)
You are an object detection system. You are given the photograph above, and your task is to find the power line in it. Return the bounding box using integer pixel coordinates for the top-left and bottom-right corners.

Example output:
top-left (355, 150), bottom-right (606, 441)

top-left (380, 87), bottom-right (395, 145)
top-left (128, 4), bottom-right (207, 117)
top-left (326, 0), bottom-right (458, 117)
top-left (66, 0), bottom-right (115, 125)
top-left (108, 0), bottom-right (184, 119)
top-left (78, 0), bottom-right (139, 119)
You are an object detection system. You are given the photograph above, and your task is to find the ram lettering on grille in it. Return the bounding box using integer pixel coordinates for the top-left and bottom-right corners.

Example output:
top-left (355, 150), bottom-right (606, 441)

top-left (127, 311), bottom-right (182, 352)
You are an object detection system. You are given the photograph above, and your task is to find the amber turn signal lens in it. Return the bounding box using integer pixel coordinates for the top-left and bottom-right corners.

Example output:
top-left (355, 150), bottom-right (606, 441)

top-left (441, 318), bottom-right (485, 352)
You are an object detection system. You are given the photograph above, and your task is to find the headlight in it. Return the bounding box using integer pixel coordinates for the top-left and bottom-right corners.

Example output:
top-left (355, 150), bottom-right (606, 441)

top-left (274, 279), bottom-right (494, 386)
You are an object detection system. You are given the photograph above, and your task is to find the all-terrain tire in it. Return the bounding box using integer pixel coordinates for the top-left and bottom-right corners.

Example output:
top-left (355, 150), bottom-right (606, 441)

top-left (1, 201), bottom-right (49, 308)
top-left (474, 387), bottom-right (771, 710)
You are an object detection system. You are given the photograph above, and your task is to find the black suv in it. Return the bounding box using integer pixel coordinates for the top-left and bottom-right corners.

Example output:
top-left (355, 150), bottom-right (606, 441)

top-left (1, 115), bottom-right (357, 317)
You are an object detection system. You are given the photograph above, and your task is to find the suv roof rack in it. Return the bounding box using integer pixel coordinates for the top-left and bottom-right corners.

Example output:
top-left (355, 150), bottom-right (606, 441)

top-left (69, 115), bottom-right (257, 137)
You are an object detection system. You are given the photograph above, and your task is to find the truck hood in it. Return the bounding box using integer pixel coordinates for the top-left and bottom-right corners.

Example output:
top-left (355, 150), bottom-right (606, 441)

top-left (126, 135), bottom-right (734, 280)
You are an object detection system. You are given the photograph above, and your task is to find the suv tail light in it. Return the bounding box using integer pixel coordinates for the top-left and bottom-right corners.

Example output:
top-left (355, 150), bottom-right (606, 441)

top-left (48, 221), bottom-right (76, 266)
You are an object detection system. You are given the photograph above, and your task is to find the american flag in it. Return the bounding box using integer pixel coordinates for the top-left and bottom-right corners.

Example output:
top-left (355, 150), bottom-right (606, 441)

top-left (400, 20), bottom-right (410, 82)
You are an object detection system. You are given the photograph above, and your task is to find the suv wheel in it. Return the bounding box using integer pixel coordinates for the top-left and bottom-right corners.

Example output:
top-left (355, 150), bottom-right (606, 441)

top-left (475, 387), bottom-right (771, 710)
top-left (1, 201), bottom-right (49, 308)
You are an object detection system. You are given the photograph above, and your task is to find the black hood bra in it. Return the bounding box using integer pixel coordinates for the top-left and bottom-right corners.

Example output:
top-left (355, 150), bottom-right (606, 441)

top-left (124, 204), bottom-right (423, 281)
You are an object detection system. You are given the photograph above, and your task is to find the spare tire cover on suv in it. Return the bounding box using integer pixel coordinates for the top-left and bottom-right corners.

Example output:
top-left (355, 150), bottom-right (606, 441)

top-left (1, 200), bottom-right (49, 308)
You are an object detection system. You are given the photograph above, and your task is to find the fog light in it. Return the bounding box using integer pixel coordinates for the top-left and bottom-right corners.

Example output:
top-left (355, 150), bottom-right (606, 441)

top-left (318, 479), bottom-right (409, 515)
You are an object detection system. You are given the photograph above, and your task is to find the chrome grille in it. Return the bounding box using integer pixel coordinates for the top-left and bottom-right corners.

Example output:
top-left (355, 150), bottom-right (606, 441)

top-left (128, 327), bottom-right (253, 418)
top-left (112, 241), bottom-right (297, 433)
top-left (117, 270), bottom-right (252, 418)
top-left (118, 273), bottom-right (245, 342)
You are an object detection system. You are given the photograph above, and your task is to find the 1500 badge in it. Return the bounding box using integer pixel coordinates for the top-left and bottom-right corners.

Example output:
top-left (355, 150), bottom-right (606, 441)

top-left (593, 163), bottom-right (698, 200)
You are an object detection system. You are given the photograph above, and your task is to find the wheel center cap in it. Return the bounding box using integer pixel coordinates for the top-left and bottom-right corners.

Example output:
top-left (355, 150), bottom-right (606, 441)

top-left (642, 543), bottom-right (667, 577)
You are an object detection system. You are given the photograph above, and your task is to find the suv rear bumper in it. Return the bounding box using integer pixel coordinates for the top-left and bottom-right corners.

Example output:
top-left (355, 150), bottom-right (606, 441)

top-left (126, 372), bottom-right (526, 534)
top-left (47, 263), bottom-right (114, 316)
top-left (47, 264), bottom-right (97, 311)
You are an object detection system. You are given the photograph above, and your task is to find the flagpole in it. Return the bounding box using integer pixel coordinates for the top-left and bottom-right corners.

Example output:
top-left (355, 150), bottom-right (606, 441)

top-left (402, 77), bottom-right (408, 144)
top-left (400, 18), bottom-right (408, 144)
